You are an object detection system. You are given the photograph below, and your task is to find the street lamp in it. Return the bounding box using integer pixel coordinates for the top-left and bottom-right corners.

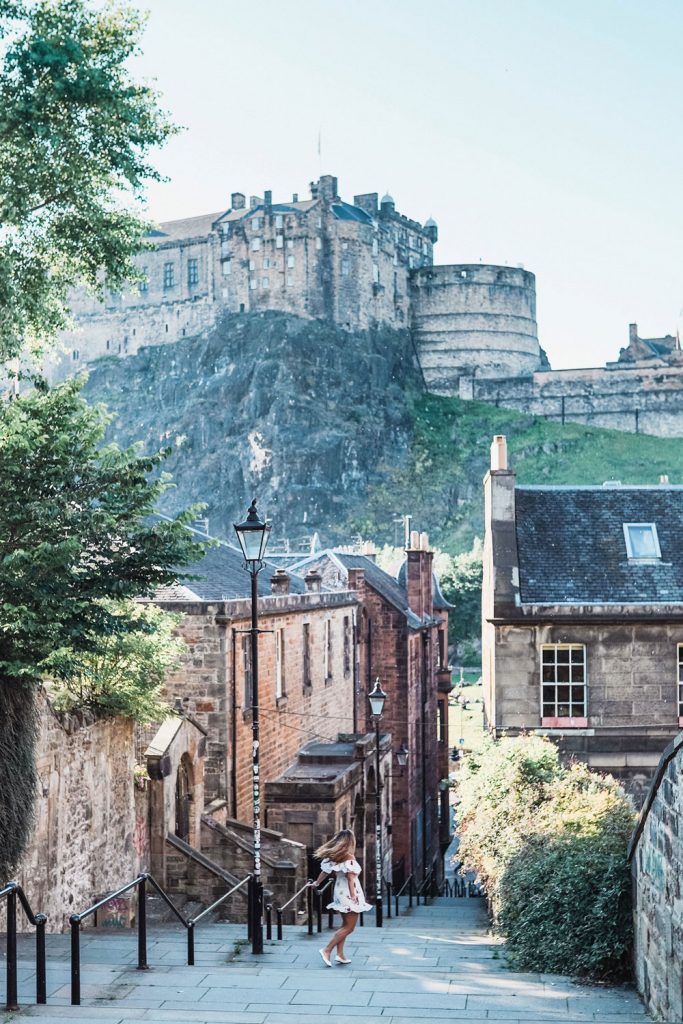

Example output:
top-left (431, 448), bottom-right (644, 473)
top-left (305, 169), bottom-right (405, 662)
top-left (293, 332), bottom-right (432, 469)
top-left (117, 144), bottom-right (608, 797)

top-left (396, 742), bottom-right (409, 770)
top-left (368, 677), bottom-right (387, 928)
top-left (233, 498), bottom-right (271, 955)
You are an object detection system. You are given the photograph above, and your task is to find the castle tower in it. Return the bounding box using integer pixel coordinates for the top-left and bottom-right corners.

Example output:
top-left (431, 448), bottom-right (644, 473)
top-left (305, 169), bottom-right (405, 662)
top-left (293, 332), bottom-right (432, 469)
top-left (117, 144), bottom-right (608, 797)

top-left (410, 264), bottom-right (543, 394)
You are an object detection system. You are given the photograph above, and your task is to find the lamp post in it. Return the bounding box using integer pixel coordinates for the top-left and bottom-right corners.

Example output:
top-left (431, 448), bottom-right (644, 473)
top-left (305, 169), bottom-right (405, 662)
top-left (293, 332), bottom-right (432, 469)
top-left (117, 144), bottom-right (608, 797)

top-left (368, 677), bottom-right (387, 928)
top-left (233, 498), bottom-right (271, 955)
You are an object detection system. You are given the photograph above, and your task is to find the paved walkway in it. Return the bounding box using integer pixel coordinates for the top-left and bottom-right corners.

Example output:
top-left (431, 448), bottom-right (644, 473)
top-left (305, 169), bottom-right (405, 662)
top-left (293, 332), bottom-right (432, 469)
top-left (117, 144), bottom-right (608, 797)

top-left (2, 895), bottom-right (648, 1023)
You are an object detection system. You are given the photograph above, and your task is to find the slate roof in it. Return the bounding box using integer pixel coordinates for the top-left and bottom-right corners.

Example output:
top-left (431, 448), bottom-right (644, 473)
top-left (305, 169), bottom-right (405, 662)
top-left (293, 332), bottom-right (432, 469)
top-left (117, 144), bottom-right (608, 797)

top-left (515, 486), bottom-right (683, 605)
top-left (396, 560), bottom-right (454, 610)
top-left (150, 212), bottom-right (225, 243)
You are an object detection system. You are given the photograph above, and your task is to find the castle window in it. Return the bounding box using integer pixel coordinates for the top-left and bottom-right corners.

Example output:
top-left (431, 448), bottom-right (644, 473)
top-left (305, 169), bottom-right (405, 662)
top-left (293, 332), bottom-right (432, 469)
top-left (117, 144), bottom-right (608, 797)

top-left (163, 262), bottom-right (175, 289)
top-left (263, 257), bottom-right (270, 269)
top-left (372, 238), bottom-right (378, 257)
top-left (541, 644), bottom-right (587, 725)
top-left (287, 239), bottom-right (294, 249)
top-left (460, 270), bottom-right (468, 278)
top-left (624, 523), bottom-right (661, 560)
top-left (341, 258), bottom-right (350, 276)
top-left (341, 241), bottom-right (348, 251)
top-left (275, 214), bottom-right (283, 229)
top-left (106, 339), bottom-right (111, 350)
top-left (262, 276), bottom-right (269, 289)
top-left (317, 217), bottom-right (322, 228)
top-left (249, 259), bottom-right (255, 270)
top-left (287, 275), bottom-right (294, 287)
top-left (249, 278), bottom-right (256, 290)
top-left (222, 259), bottom-right (231, 276)
top-left (372, 263), bottom-right (379, 284)
top-left (275, 234), bottom-right (284, 248)
top-left (139, 268), bottom-right (148, 294)
top-left (287, 255), bottom-right (295, 269)
top-left (251, 238), bottom-right (261, 251)
top-left (221, 239), bottom-right (230, 257)
top-left (316, 237), bottom-right (322, 250)
top-left (252, 217), bottom-right (261, 231)
top-left (72, 349), bottom-right (80, 361)
top-left (187, 258), bottom-right (199, 287)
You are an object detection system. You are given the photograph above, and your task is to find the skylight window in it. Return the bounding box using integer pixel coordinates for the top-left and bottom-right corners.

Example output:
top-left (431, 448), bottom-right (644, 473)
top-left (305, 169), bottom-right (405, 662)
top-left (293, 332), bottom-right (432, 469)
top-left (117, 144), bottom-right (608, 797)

top-left (623, 523), bottom-right (661, 560)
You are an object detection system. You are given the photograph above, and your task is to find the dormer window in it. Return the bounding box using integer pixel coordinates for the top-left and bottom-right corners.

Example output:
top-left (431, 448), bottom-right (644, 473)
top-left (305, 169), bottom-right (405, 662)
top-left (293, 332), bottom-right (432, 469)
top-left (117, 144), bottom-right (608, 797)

top-left (623, 523), bottom-right (661, 560)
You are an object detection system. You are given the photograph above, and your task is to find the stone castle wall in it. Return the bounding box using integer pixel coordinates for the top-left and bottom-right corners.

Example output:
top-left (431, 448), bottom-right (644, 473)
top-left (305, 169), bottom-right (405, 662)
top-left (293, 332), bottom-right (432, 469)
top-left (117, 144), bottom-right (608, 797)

top-left (629, 732), bottom-right (683, 1023)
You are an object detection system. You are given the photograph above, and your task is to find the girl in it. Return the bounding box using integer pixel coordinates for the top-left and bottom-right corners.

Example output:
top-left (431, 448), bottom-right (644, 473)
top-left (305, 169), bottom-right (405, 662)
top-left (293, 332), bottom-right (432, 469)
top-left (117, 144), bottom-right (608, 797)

top-left (312, 829), bottom-right (372, 967)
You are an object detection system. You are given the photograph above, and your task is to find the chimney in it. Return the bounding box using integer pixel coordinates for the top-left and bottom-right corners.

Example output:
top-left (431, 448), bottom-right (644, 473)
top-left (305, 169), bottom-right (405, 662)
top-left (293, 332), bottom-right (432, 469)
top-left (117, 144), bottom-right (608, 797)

top-left (405, 531), bottom-right (433, 620)
top-left (317, 175), bottom-right (338, 202)
top-left (292, 192), bottom-right (299, 202)
top-left (304, 568), bottom-right (322, 593)
top-left (231, 192), bottom-right (245, 210)
top-left (659, 474), bottom-right (670, 485)
top-left (354, 193), bottom-right (379, 217)
top-left (249, 196), bottom-right (260, 209)
top-left (629, 323), bottom-right (638, 344)
top-left (347, 567), bottom-right (366, 597)
top-left (270, 568), bottom-right (290, 595)
top-left (490, 435), bottom-right (508, 472)
top-left (264, 190), bottom-right (272, 210)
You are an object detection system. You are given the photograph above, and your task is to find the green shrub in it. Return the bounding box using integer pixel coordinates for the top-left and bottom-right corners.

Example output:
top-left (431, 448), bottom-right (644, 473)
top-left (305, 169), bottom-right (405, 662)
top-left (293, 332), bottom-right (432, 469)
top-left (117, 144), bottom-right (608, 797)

top-left (456, 736), bottom-right (636, 980)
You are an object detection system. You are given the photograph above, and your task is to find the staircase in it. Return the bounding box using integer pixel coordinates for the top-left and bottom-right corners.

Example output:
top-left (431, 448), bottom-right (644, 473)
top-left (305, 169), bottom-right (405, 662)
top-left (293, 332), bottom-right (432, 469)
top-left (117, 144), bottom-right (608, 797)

top-left (5, 893), bottom-right (648, 1023)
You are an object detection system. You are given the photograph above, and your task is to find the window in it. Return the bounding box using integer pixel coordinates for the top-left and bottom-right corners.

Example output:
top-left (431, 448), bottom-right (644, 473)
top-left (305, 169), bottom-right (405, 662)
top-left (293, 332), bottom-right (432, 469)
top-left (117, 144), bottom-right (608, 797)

top-left (252, 217), bottom-right (260, 231)
top-left (275, 214), bottom-right (283, 229)
top-left (316, 236), bottom-right (322, 250)
top-left (287, 275), bottom-right (294, 287)
top-left (222, 259), bottom-right (231, 276)
top-left (139, 268), bottom-right (148, 293)
top-left (287, 239), bottom-right (294, 249)
top-left (72, 349), bottom-right (80, 361)
top-left (163, 262), bottom-right (175, 289)
top-left (541, 644), bottom-right (587, 725)
top-left (372, 263), bottom-right (379, 284)
top-left (221, 239), bottom-right (230, 257)
top-left (372, 238), bottom-right (378, 257)
top-left (187, 258), bottom-right (199, 287)
top-left (262, 276), bottom-right (269, 289)
top-left (287, 254), bottom-right (295, 269)
top-left (276, 628), bottom-right (286, 700)
top-left (276, 234), bottom-right (284, 249)
top-left (249, 259), bottom-right (255, 270)
top-left (678, 645), bottom-right (683, 724)
top-left (324, 620), bottom-right (333, 680)
top-left (437, 700), bottom-right (446, 744)
top-left (251, 238), bottom-right (261, 251)
top-left (341, 241), bottom-right (348, 251)
top-left (303, 623), bottom-right (311, 690)
top-left (343, 616), bottom-right (352, 676)
top-left (249, 278), bottom-right (256, 290)
top-left (624, 523), bottom-right (661, 560)
top-left (242, 635), bottom-right (253, 709)
top-left (263, 257), bottom-right (270, 269)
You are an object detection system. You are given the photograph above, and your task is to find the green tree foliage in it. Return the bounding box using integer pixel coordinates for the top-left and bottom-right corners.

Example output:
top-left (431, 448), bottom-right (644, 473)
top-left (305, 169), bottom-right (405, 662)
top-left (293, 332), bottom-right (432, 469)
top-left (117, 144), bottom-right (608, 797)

top-left (45, 600), bottom-right (185, 722)
top-left (0, 0), bottom-right (176, 359)
top-left (440, 539), bottom-right (482, 655)
top-left (457, 735), bottom-right (636, 980)
top-left (0, 377), bottom-right (205, 877)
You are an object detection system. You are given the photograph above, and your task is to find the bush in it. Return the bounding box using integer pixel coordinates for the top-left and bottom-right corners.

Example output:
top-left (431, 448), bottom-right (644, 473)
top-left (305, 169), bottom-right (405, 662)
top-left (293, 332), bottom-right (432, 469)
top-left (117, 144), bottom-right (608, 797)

top-left (456, 735), bottom-right (636, 980)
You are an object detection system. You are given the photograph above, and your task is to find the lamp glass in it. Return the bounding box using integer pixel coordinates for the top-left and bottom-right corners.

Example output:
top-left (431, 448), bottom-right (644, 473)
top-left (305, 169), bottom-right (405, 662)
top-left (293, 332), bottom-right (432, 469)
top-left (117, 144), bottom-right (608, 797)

top-left (396, 743), bottom-right (409, 767)
top-left (233, 500), bottom-right (271, 563)
top-left (368, 678), bottom-right (387, 718)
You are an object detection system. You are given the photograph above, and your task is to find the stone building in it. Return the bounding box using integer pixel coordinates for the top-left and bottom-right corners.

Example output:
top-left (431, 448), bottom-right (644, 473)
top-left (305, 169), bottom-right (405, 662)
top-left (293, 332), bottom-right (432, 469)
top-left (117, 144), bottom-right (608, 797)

top-left (288, 536), bottom-right (452, 886)
top-left (482, 434), bottom-right (683, 802)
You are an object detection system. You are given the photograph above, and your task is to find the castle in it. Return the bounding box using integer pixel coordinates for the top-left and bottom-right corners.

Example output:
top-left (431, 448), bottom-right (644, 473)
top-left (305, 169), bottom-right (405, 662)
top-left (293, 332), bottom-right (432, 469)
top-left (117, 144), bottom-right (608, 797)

top-left (52, 173), bottom-right (683, 438)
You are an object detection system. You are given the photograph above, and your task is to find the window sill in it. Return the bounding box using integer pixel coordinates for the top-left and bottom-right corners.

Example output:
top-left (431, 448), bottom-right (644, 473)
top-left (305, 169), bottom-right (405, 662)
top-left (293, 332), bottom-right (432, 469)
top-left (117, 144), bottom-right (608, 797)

top-left (276, 695), bottom-right (288, 709)
top-left (541, 716), bottom-right (588, 728)
top-left (324, 676), bottom-right (334, 687)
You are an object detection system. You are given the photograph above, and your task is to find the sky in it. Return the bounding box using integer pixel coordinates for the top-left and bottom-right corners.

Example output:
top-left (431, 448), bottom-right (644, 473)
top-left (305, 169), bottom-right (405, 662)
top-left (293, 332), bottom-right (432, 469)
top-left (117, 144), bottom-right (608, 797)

top-left (134, 0), bottom-right (683, 369)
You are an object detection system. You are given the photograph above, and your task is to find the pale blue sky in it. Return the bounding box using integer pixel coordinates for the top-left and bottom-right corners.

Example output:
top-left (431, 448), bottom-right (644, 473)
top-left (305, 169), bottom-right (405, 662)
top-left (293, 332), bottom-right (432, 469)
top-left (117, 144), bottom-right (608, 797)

top-left (135, 0), bottom-right (683, 369)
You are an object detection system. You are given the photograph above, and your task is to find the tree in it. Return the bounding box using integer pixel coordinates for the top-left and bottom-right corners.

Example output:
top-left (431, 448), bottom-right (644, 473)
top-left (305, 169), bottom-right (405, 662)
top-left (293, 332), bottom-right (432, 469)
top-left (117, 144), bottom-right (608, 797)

top-left (440, 539), bottom-right (483, 657)
top-left (0, 377), bottom-right (205, 877)
top-left (0, 0), bottom-right (175, 360)
top-left (45, 600), bottom-right (185, 722)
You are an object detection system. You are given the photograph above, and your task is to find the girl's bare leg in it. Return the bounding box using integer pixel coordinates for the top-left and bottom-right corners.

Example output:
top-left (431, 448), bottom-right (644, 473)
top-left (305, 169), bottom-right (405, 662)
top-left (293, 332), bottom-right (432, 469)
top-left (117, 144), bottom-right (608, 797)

top-left (323, 911), bottom-right (358, 959)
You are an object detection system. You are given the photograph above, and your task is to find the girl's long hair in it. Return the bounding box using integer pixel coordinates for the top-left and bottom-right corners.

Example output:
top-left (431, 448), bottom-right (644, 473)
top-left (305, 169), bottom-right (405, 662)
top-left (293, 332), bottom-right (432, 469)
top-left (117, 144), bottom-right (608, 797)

top-left (315, 828), bottom-right (356, 863)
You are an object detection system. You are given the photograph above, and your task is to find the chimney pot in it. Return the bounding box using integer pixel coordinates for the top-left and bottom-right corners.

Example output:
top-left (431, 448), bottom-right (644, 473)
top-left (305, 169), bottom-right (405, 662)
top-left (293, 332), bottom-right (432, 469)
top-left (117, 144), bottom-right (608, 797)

top-left (419, 532), bottom-right (429, 551)
top-left (304, 568), bottom-right (322, 593)
top-left (629, 322), bottom-right (638, 343)
top-left (490, 435), bottom-right (508, 472)
top-left (292, 192), bottom-right (299, 202)
top-left (659, 474), bottom-right (670, 485)
top-left (409, 530), bottom-right (420, 550)
top-left (270, 568), bottom-right (291, 595)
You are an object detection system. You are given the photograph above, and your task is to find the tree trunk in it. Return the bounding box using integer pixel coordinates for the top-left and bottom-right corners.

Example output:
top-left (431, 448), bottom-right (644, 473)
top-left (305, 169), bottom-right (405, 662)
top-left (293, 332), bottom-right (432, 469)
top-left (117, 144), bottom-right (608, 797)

top-left (0, 679), bottom-right (37, 879)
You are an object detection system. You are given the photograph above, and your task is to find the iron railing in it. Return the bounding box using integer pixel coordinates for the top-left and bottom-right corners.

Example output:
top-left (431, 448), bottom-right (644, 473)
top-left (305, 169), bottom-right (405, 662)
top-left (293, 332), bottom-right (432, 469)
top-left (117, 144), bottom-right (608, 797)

top-left (274, 879), bottom-right (314, 940)
top-left (393, 874), bottom-right (414, 916)
top-left (1, 881), bottom-right (47, 1011)
top-left (69, 871), bottom-right (252, 1005)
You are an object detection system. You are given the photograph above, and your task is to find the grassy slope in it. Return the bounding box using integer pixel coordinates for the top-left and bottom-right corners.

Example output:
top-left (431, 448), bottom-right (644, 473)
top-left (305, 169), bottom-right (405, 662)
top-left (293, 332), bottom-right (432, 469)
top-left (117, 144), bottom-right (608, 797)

top-left (356, 393), bottom-right (683, 554)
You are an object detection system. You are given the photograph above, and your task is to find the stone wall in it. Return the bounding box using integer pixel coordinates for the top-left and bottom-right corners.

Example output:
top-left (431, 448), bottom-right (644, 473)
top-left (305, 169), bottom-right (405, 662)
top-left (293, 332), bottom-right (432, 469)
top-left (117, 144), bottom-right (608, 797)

top-left (629, 732), bottom-right (683, 1022)
top-left (15, 693), bottom-right (140, 932)
top-left (469, 363), bottom-right (683, 438)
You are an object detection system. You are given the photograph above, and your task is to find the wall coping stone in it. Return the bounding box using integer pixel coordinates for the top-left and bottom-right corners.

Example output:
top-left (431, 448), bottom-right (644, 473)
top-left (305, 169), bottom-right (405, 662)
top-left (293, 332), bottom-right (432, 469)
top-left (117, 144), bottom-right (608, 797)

top-left (627, 730), bottom-right (683, 861)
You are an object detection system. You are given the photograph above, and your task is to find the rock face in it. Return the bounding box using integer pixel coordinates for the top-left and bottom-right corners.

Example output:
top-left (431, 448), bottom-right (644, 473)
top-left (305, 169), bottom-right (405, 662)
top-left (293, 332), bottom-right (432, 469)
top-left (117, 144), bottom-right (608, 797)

top-left (84, 311), bottom-right (421, 544)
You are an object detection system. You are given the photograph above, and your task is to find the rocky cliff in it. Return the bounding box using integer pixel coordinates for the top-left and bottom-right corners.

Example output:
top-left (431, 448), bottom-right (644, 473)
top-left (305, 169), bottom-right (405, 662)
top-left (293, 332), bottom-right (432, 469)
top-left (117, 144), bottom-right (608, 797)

top-left (84, 311), bottom-right (683, 554)
top-left (84, 312), bottom-right (422, 545)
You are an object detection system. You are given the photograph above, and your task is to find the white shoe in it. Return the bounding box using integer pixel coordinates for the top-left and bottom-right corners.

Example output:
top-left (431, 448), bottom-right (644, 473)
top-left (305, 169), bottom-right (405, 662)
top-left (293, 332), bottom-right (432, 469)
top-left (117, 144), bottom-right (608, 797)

top-left (335, 955), bottom-right (352, 965)
top-left (319, 948), bottom-right (332, 967)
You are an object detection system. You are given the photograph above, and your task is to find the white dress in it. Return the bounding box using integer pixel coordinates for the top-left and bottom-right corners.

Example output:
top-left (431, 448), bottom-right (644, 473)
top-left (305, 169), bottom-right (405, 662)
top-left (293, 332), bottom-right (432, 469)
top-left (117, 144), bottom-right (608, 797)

top-left (320, 857), bottom-right (373, 914)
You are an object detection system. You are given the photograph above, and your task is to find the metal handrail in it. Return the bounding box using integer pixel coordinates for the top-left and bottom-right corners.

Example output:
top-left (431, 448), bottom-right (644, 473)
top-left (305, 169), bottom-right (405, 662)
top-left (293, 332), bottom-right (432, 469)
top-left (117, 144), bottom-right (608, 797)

top-left (416, 868), bottom-right (435, 904)
top-left (314, 876), bottom-right (335, 934)
top-left (69, 871), bottom-right (253, 1005)
top-left (275, 878), bottom-right (314, 940)
top-left (383, 877), bottom-right (392, 919)
top-left (1, 880), bottom-right (47, 1011)
top-left (394, 873), bottom-right (414, 916)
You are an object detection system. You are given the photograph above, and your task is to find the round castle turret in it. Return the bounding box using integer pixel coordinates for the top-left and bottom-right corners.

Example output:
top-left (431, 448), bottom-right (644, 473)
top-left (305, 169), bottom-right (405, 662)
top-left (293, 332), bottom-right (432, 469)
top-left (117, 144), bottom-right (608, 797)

top-left (410, 264), bottom-right (543, 394)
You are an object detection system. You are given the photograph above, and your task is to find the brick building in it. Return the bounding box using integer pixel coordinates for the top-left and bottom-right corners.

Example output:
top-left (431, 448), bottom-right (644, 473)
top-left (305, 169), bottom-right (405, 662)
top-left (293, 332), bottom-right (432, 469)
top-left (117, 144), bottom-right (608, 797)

top-left (482, 434), bottom-right (683, 802)
top-left (289, 536), bottom-right (452, 885)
